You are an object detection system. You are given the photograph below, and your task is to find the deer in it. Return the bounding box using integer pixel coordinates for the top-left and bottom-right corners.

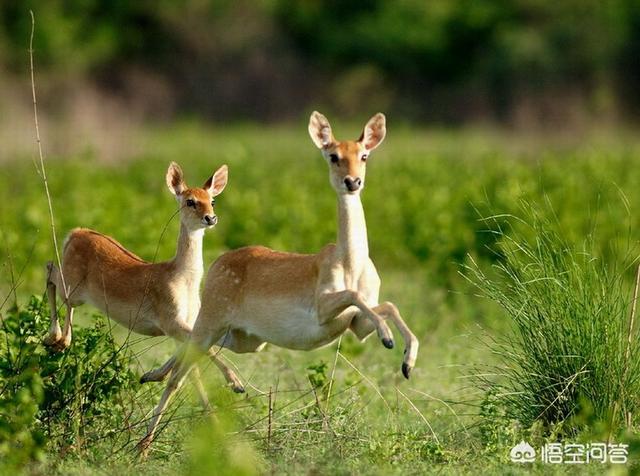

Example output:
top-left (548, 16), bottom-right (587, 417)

top-left (43, 162), bottom-right (245, 394)
top-left (137, 112), bottom-right (419, 454)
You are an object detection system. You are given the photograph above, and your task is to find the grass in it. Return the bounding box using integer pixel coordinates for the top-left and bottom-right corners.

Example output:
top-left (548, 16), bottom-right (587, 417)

top-left (0, 123), bottom-right (639, 474)
top-left (464, 207), bottom-right (640, 434)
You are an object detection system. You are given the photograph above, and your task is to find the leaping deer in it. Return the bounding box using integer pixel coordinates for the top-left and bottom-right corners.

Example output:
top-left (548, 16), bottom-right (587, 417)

top-left (138, 112), bottom-right (419, 454)
top-left (44, 162), bottom-right (244, 393)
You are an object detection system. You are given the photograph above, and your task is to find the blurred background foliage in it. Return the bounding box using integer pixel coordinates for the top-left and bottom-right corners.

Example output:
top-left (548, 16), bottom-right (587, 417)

top-left (0, 0), bottom-right (639, 125)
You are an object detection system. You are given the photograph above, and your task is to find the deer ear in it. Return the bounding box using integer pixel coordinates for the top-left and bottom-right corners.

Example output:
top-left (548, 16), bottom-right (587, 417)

top-left (358, 113), bottom-right (386, 151)
top-left (204, 164), bottom-right (228, 197)
top-left (308, 111), bottom-right (335, 149)
top-left (166, 162), bottom-right (186, 196)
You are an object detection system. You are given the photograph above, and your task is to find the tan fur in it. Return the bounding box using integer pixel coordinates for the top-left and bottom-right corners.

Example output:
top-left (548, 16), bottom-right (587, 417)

top-left (53, 228), bottom-right (194, 335)
top-left (138, 113), bottom-right (419, 455)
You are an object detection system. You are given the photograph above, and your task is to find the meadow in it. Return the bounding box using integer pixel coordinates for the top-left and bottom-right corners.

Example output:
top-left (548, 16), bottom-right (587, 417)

top-left (1, 122), bottom-right (639, 474)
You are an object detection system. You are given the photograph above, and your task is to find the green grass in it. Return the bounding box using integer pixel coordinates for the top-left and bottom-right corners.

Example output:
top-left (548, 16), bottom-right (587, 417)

top-left (464, 207), bottom-right (640, 433)
top-left (1, 123), bottom-right (639, 474)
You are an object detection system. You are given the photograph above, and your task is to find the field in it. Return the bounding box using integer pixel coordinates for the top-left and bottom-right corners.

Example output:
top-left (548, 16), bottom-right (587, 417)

top-left (1, 122), bottom-right (640, 474)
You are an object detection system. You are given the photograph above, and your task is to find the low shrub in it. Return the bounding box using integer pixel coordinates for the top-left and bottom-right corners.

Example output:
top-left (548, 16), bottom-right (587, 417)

top-left (0, 295), bottom-right (139, 471)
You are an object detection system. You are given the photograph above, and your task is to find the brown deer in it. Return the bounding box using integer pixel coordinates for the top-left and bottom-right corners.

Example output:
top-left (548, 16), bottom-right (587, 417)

top-left (44, 162), bottom-right (243, 393)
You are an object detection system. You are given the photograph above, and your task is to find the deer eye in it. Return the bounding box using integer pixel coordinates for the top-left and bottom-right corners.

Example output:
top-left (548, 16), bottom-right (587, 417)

top-left (186, 199), bottom-right (196, 208)
top-left (211, 198), bottom-right (216, 206)
top-left (330, 154), bottom-right (339, 164)
top-left (361, 154), bottom-right (368, 162)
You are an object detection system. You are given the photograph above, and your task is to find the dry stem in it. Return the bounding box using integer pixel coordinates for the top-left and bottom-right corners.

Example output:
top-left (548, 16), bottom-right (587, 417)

top-left (29, 10), bottom-right (69, 301)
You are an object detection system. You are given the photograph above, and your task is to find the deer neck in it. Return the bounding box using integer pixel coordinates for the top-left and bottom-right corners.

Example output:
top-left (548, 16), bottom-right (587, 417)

top-left (336, 193), bottom-right (369, 272)
top-left (172, 223), bottom-right (204, 282)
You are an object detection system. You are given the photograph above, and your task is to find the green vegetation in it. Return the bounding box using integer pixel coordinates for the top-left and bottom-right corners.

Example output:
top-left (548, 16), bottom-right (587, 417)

top-left (465, 209), bottom-right (640, 432)
top-left (1, 2), bottom-right (639, 120)
top-left (1, 124), bottom-right (639, 474)
top-left (0, 296), bottom-right (138, 472)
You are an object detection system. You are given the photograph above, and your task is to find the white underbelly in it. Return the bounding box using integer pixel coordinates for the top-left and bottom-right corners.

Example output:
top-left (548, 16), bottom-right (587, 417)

top-left (236, 297), bottom-right (356, 350)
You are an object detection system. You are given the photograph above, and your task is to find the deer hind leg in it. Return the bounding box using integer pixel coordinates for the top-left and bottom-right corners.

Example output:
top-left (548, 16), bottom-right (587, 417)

top-left (349, 314), bottom-right (376, 341)
top-left (141, 322), bottom-right (245, 394)
top-left (43, 261), bottom-right (63, 348)
top-left (138, 354), bottom-right (213, 411)
top-left (137, 346), bottom-right (198, 458)
top-left (140, 356), bottom-right (176, 383)
top-left (57, 304), bottom-right (74, 351)
top-left (137, 329), bottom-right (223, 458)
top-left (44, 261), bottom-right (77, 351)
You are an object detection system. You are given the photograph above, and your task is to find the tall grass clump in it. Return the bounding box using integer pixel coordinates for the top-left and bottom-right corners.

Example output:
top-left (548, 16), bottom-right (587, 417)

top-left (464, 208), bottom-right (640, 435)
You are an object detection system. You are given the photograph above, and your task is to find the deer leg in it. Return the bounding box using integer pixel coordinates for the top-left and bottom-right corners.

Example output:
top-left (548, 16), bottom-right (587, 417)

top-left (137, 349), bottom-right (197, 458)
top-left (208, 349), bottom-right (245, 393)
top-left (43, 261), bottom-right (62, 347)
top-left (349, 315), bottom-right (376, 341)
top-left (372, 302), bottom-right (419, 379)
top-left (138, 349), bottom-right (212, 409)
top-left (137, 334), bottom-right (215, 458)
top-left (142, 321), bottom-right (244, 393)
top-left (140, 347), bottom-right (244, 394)
top-left (190, 365), bottom-right (211, 412)
top-left (317, 290), bottom-right (394, 349)
top-left (139, 356), bottom-right (176, 383)
top-left (57, 304), bottom-right (74, 350)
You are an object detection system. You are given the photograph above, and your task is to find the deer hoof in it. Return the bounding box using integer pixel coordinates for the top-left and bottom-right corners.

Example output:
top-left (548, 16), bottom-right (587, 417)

top-left (51, 337), bottom-right (70, 352)
top-left (232, 385), bottom-right (245, 394)
top-left (382, 338), bottom-right (394, 349)
top-left (402, 363), bottom-right (412, 379)
top-left (43, 335), bottom-right (61, 349)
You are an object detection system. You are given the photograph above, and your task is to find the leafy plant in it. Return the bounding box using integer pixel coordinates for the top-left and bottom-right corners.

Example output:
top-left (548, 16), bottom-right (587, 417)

top-left (306, 361), bottom-right (328, 391)
top-left (0, 295), bottom-right (139, 470)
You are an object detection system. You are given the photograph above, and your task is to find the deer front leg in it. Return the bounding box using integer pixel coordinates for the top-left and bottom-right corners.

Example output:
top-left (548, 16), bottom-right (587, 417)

top-left (373, 302), bottom-right (419, 379)
top-left (317, 290), bottom-right (394, 349)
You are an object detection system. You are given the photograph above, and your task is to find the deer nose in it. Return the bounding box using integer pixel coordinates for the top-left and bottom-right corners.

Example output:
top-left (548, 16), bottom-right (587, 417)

top-left (344, 177), bottom-right (362, 192)
top-left (203, 215), bottom-right (218, 226)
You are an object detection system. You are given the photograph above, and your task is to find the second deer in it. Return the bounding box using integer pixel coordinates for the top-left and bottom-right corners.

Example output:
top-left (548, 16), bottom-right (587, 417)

top-left (44, 162), bottom-right (244, 392)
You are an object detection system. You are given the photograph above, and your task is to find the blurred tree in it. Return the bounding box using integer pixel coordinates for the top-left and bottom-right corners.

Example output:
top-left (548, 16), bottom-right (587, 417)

top-left (0, 0), bottom-right (638, 123)
top-left (0, 0), bottom-right (169, 73)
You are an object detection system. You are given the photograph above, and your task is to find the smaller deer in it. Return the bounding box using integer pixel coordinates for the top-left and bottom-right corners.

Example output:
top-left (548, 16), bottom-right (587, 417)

top-left (137, 112), bottom-right (419, 454)
top-left (44, 162), bottom-right (243, 392)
